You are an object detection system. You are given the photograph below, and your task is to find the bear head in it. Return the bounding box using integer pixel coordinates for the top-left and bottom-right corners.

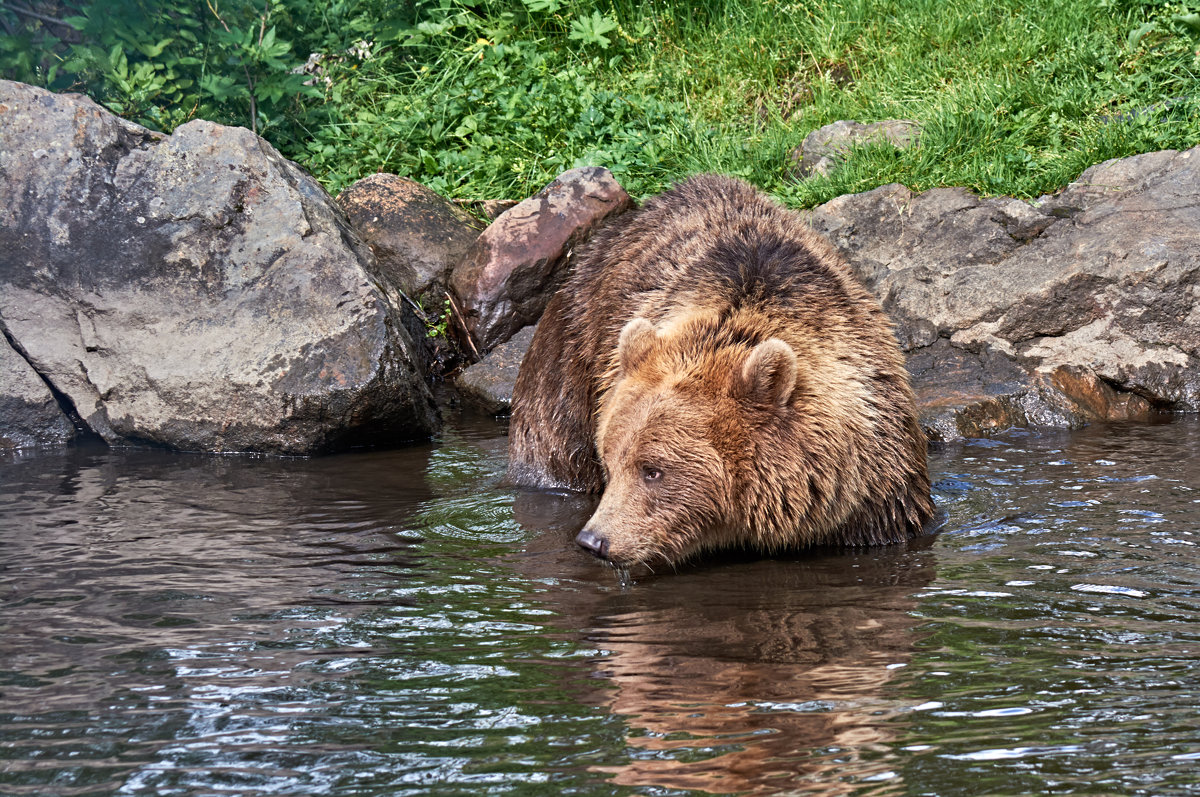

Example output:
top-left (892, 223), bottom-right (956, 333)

top-left (576, 315), bottom-right (800, 568)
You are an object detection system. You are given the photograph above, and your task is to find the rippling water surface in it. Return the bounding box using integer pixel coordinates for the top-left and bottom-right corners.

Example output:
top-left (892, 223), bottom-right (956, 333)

top-left (2, 416), bottom-right (1199, 795)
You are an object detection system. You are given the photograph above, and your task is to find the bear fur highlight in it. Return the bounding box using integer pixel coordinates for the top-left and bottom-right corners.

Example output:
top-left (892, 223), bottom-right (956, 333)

top-left (507, 174), bottom-right (934, 567)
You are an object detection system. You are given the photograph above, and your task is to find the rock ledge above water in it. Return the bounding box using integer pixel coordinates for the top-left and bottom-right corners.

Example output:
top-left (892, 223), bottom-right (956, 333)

top-left (447, 153), bottom-right (1200, 439)
top-left (805, 148), bottom-right (1200, 439)
top-left (0, 80), bottom-right (438, 454)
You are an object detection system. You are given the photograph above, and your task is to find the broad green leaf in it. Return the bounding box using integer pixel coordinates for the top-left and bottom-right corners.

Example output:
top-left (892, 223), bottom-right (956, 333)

top-left (138, 38), bottom-right (173, 58)
top-left (1172, 13), bottom-right (1200, 33)
top-left (1127, 21), bottom-right (1157, 50)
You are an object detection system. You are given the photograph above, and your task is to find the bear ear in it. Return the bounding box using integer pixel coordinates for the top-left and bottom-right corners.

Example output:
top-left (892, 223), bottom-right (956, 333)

top-left (617, 318), bottom-right (658, 375)
top-left (740, 338), bottom-right (798, 406)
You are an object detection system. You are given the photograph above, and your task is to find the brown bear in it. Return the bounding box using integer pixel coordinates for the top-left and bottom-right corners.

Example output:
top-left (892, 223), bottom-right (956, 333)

top-left (507, 174), bottom-right (934, 568)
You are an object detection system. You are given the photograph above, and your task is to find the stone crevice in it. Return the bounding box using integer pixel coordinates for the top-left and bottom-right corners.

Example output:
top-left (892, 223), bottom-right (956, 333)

top-left (0, 314), bottom-right (102, 443)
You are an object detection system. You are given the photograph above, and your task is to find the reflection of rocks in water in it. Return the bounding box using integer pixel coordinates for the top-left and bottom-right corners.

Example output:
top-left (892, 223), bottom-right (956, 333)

top-left (0, 424), bottom-right (543, 792)
top-left (0, 443), bottom-right (437, 721)
top-left (509, 502), bottom-right (935, 794)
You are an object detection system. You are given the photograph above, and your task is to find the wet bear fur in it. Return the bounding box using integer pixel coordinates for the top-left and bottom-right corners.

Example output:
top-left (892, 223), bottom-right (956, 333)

top-left (507, 174), bottom-right (934, 567)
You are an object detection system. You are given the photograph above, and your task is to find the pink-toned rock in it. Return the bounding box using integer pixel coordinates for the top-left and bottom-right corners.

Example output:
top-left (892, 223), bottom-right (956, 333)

top-left (450, 167), bottom-right (633, 352)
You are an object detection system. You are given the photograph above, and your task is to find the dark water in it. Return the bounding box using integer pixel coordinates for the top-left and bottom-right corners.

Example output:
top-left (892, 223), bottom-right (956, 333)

top-left (2, 415), bottom-right (1199, 796)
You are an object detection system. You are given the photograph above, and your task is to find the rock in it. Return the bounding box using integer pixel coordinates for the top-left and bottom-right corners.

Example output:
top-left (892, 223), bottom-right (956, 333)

top-left (337, 173), bottom-right (482, 300)
top-left (792, 119), bottom-right (921, 178)
top-left (805, 147), bottom-right (1200, 440)
top-left (450, 167), bottom-right (633, 353)
top-left (904, 340), bottom-right (1156, 441)
top-left (0, 80), bottom-right (439, 454)
top-left (454, 324), bottom-right (536, 415)
top-left (336, 173), bottom-right (485, 379)
top-left (805, 184), bottom-right (1057, 298)
top-left (0, 334), bottom-right (75, 449)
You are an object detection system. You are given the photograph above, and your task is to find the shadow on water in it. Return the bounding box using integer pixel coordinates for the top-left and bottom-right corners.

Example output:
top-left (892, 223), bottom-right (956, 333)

top-left (2, 415), bottom-right (1200, 795)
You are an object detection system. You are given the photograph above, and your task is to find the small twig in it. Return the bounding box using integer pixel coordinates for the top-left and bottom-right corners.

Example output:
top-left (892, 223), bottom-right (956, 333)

top-left (243, 1), bottom-right (272, 134)
top-left (399, 291), bottom-right (427, 321)
top-left (444, 290), bottom-right (480, 360)
top-left (203, 0), bottom-right (259, 135)
top-left (205, 0), bottom-right (230, 31)
top-left (7, 3), bottom-right (68, 27)
top-left (257, 0), bottom-right (268, 46)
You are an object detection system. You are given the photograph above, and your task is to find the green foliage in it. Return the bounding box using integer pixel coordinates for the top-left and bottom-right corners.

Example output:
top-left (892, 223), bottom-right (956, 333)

top-left (426, 296), bottom-right (453, 339)
top-left (764, 0), bottom-right (1200, 205)
top-left (568, 11), bottom-right (618, 49)
top-left (2, 0), bottom-right (1198, 205)
top-left (0, 0), bottom-right (385, 143)
top-left (295, 0), bottom-right (706, 197)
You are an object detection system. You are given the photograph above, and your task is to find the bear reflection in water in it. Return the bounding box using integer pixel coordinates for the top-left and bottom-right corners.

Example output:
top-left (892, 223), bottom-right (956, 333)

top-left (512, 490), bottom-right (936, 794)
top-left (508, 174), bottom-right (935, 568)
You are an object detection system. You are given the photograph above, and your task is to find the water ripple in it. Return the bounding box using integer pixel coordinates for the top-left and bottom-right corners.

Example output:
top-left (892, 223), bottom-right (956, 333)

top-left (2, 418), bottom-right (1200, 795)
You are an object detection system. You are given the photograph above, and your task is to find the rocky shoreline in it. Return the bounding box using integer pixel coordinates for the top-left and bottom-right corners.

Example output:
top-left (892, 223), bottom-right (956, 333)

top-left (2, 79), bottom-right (1197, 453)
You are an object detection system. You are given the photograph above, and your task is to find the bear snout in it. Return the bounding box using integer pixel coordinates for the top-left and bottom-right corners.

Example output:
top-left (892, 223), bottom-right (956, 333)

top-left (575, 527), bottom-right (611, 560)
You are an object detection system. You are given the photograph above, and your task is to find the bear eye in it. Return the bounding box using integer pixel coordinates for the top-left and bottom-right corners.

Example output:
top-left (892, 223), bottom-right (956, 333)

top-left (641, 465), bottom-right (664, 484)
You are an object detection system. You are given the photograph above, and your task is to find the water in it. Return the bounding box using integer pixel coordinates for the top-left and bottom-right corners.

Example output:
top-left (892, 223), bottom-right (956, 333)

top-left (2, 415), bottom-right (1199, 796)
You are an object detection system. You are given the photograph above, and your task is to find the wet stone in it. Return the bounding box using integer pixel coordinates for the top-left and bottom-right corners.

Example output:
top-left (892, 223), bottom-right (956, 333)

top-left (0, 334), bottom-right (74, 448)
top-left (454, 324), bottom-right (536, 415)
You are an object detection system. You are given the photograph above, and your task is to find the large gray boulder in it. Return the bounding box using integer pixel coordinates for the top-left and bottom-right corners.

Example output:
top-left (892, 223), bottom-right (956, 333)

top-left (805, 147), bottom-right (1200, 440)
top-left (0, 80), bottom-right (438, 454)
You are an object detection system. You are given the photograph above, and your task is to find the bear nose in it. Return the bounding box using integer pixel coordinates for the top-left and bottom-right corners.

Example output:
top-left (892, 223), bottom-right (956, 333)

top-left (575, 527), bottom-right (610, 559)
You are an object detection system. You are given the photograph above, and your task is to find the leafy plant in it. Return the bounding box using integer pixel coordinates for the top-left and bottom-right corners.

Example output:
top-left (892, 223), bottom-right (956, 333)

top-left (0, 0), bottom-right (373, 142)
top-left (298, 2), bottom-right (695, 197)
top-left (569, 10), bottom-right (618, 49)
top-left (202, 3), bottom-right (314, 134)
top-left (426, 296), bottom-right (454, 339)
top-left (1128, 6), bottom-right (1200, 48)
top-left (521, 0), bottom-right (563, 12)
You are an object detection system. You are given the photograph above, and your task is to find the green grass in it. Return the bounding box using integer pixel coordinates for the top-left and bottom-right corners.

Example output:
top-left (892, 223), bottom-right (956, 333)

top-left (298, 0), bottom-right (1199, 204)
top-left (4, 0), bottom-right (1198, 205)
